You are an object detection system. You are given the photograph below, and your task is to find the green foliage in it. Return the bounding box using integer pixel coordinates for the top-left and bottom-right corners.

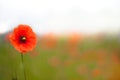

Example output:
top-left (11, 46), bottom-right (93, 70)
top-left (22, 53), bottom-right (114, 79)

top-left (0, 35), bottom-right (120, 80)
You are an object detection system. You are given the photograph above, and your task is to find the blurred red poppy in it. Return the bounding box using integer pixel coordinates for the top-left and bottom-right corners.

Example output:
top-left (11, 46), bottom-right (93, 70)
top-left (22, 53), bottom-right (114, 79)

top-left (9, 24), bottom-right (37, 53)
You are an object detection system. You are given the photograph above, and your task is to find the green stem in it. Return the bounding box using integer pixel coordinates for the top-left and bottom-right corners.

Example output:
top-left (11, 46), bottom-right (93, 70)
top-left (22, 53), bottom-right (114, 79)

top-left (21, 54), bottom-right (26, 80)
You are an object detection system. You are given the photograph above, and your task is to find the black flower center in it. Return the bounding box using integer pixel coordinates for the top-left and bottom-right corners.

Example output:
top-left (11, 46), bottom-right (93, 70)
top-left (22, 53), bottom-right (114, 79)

top-left (20, 36), bottom-right (26, 43)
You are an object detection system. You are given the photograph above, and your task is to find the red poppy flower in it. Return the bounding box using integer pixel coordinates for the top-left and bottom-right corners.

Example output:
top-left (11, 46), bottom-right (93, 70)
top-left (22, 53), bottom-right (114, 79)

top-left (9, 24), bottom-right (37, 54)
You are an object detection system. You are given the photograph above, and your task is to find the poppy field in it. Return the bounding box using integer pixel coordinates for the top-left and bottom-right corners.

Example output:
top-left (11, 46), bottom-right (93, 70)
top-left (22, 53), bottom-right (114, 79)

top-left (0, 32), bottom-right (120, 80)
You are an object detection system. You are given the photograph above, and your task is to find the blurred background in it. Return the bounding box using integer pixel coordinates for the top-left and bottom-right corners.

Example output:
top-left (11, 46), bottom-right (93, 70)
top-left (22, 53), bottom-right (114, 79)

top-left (0, 0), bottom-right (120, 80)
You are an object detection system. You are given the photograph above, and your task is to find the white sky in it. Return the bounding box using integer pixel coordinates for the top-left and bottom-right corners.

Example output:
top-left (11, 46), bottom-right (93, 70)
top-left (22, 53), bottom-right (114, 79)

top-left (0, 0), bottom-right (120, 34)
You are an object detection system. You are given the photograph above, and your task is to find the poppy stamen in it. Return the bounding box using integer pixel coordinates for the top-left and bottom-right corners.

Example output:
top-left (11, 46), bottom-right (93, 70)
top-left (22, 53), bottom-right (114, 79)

top-left (20, 36), bottom-right (26, 43)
